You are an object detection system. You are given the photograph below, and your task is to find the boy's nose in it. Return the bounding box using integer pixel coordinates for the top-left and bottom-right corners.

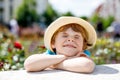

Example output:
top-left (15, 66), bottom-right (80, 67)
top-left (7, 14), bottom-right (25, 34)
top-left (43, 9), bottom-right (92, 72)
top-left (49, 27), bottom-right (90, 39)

top-left (67, 37), bottom-right (74, 42)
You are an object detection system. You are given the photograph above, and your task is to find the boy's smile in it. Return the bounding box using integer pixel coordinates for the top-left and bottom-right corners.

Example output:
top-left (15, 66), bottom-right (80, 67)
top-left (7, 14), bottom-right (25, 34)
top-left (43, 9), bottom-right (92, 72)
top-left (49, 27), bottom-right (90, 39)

top-left (52, 28), bottom-right (84, 57)
top-left (63, 44), bottom-right (76, 48)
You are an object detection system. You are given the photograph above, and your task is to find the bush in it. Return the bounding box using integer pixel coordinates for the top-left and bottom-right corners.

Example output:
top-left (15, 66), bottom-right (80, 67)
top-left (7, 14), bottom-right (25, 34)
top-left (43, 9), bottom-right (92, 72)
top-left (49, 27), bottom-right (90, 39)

top-left (90, 38), bottom-right (120, 64)
top-left (0, 33), bottom-right (25, 71)
top-left (16, 0), bottom-right (39, 27)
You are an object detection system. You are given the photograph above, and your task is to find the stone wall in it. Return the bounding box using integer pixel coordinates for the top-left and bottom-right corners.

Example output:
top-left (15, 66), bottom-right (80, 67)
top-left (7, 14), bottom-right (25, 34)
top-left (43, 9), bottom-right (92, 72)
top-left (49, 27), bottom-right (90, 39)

top-left (0, 64), bottom-right (120, 80)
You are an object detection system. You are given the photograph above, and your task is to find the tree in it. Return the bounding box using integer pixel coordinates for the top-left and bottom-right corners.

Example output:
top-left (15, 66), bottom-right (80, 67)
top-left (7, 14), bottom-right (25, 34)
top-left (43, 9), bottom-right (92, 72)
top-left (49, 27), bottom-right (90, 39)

top-left (16, 0), bottom-right (39, 28)
top-left (62, 12), bottom-right (74, 16)
top-left (90, 14), bottom-right (114, 30)
top-left (40, 4), bottom-right (59, 26)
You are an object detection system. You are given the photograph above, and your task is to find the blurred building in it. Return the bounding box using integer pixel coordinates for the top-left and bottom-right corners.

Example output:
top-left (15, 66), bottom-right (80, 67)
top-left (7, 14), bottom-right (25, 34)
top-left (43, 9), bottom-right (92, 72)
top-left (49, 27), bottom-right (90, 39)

top-left (94, 0), bottom-right (120, 21)
top-left (0, 0), bottom-right (48, 24)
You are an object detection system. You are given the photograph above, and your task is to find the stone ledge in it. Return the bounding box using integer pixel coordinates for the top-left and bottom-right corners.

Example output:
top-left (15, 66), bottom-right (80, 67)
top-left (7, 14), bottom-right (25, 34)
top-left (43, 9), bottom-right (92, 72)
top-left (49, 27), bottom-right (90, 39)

top-left (0, 64), bottom-right (120, 80)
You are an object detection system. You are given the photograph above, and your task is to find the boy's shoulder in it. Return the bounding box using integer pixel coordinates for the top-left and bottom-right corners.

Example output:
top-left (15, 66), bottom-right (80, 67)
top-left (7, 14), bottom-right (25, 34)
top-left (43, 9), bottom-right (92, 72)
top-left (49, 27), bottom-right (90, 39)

top-left (44, 50), bottom-right (91, 56)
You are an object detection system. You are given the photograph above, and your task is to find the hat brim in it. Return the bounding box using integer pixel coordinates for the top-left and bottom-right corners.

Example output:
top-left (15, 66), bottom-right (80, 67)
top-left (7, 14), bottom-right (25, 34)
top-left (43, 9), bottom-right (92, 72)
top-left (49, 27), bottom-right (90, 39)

top-left (44, 17), bottom-right (97, 52)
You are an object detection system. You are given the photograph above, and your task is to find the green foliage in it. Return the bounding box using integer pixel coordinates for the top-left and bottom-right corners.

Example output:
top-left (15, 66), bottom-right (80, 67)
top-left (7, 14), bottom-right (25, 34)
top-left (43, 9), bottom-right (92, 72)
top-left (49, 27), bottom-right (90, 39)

top-left (90, 14), bottom-right (114, 30)
top-left (90, 38), bottom-right (120, 64)
top-left (90, 13), bottom-right (99, 23)
top-left (62, 12), bottom-right (74, 16)
top-left (0, 33), bottom-right (25, 71)
top-left (40, 4), bottom-right (59, 26)
top-left (102, 16), bottom-right (114, 29)
top-left (16, 0), bottom-right (39, 27)
top-left (80, 16), bottom-right (88, 20)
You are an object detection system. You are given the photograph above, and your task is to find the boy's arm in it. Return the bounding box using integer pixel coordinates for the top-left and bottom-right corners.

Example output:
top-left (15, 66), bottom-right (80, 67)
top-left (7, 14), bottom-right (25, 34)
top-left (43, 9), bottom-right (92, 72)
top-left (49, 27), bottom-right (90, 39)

top-left (24, 54), bottom-right (66, 72)
top-left (54, 56), bottom-right (95, 73)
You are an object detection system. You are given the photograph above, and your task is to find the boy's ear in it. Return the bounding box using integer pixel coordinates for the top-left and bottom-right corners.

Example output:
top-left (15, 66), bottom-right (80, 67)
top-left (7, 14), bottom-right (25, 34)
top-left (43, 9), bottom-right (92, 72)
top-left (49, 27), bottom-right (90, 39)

top-left (51, 44), bottom-right (55, 48)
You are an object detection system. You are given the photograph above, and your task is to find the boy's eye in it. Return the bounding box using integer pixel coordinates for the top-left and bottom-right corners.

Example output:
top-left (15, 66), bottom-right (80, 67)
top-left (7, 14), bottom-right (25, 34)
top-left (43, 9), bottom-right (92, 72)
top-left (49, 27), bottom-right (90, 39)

top-left (62, 35), bottom-right (68, 37)
top-left (74, 36), bottom-right (80, 39)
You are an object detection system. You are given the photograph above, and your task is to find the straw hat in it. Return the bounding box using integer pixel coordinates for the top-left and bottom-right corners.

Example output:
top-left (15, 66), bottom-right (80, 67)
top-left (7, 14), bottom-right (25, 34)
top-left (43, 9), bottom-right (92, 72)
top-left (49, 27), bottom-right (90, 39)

top-left (44, 16), bottom-right (97, 52)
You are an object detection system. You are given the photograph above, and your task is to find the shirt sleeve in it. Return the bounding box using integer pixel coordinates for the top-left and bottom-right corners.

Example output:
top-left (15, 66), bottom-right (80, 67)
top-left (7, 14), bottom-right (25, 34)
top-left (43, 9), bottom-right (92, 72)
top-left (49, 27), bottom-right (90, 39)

top-left (84, 50), bottom-right (91, 56)
top-left (44, 50), bottom-right (56, 55)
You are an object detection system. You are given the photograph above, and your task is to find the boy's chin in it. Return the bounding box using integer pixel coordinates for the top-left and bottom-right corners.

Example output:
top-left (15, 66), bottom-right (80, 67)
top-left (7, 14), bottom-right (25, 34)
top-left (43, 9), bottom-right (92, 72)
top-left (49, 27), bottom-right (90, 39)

top-left (57, 49), bottom-right (79, 56)
top-left (62, 51), bottom-right (78, 57)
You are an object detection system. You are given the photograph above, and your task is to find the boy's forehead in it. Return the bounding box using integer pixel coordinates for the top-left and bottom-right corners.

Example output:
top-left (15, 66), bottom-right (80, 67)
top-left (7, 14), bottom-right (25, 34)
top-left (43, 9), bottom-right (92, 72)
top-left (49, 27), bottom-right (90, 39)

top-left (59, 28), bottom-right (81, 34)
top-left (57, 27), bottom-right (71, 32)
top-left (57, 26), bottom-right (81, 32)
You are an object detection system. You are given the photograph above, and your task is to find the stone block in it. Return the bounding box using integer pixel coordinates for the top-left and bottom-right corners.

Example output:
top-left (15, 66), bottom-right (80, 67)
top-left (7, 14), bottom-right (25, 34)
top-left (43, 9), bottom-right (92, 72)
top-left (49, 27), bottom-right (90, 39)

top-left (0, 64), bottom-right (120, 80)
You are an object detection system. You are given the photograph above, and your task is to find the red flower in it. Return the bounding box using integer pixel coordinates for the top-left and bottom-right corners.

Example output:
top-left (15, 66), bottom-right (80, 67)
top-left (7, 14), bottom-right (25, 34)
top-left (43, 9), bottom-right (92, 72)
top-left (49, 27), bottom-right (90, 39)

top-left (0, 62), bottom-right (4, 69)
top-left (8, 48), bottom-right (12, 52)
top-left (14, 41), bottom-right (22, 49)
top-left (39, 45), bottom-right (45, 49)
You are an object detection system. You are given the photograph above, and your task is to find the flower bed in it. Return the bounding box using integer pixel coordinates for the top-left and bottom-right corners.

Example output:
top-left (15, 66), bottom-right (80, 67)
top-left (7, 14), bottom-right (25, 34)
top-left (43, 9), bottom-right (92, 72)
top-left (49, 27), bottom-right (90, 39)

top-left (0, 33), bottom-right (25, 71)
top-left (0, 32), bottom-right (120, 71)
top-left (90, 38), bottom-right (120, 64)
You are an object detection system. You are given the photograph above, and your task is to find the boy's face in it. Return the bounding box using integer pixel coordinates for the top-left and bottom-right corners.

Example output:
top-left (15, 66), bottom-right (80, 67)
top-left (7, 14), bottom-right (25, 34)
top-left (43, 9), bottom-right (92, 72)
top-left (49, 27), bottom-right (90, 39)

top-left (51, 28), bottom-right (84, 57)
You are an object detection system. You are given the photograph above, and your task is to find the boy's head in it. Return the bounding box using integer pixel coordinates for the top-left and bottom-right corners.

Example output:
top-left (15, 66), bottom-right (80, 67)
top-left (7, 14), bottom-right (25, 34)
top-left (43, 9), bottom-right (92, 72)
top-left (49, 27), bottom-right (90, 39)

top-left (51, 23), bottom-right (89, 50)
top-left (44, 16), bottom-right (97, 52)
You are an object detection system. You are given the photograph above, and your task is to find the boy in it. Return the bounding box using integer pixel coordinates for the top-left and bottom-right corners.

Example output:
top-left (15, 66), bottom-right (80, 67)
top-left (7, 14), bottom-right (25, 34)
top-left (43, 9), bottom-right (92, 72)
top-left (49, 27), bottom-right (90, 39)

top-left (24, 16), bottom-right (97, 73)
